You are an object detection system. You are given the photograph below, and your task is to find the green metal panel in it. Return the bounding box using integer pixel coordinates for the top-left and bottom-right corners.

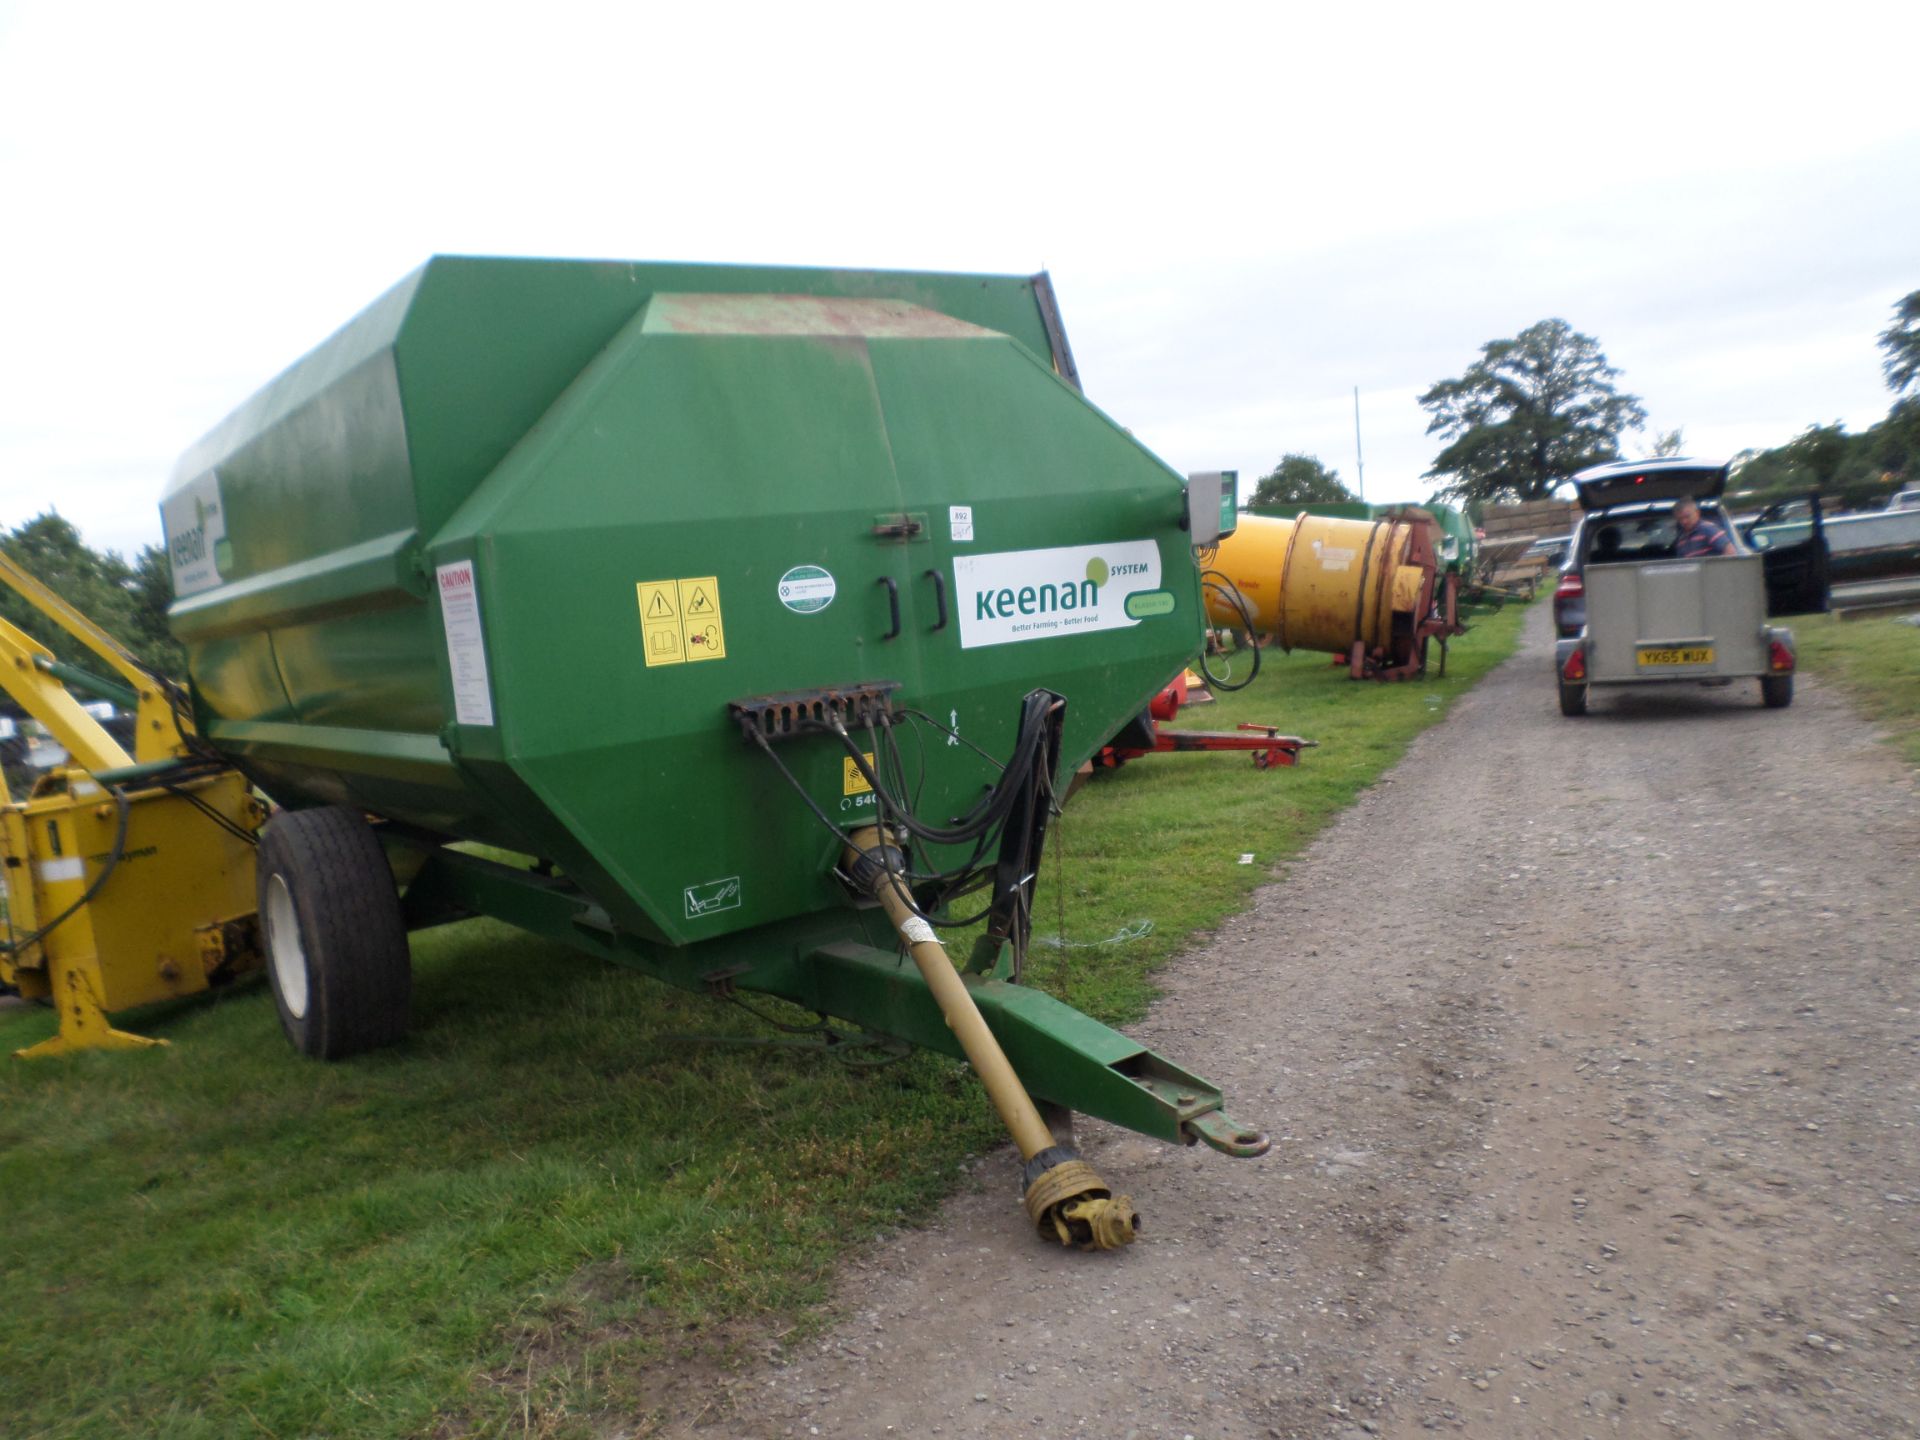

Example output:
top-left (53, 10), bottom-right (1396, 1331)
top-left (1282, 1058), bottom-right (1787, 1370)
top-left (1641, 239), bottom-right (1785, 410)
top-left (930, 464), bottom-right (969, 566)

top-left (1420, 501), bottom-right (1478, 577)
top-left (169, 257), bottom-right (1082, 769)
top-left (166, 259), bottom-right (1199, 948)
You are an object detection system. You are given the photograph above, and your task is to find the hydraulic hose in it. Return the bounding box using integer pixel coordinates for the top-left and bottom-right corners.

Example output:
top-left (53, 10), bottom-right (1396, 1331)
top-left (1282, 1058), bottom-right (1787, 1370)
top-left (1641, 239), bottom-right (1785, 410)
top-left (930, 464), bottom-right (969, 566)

top-left (1199, 570), bottom-right (1261, 692)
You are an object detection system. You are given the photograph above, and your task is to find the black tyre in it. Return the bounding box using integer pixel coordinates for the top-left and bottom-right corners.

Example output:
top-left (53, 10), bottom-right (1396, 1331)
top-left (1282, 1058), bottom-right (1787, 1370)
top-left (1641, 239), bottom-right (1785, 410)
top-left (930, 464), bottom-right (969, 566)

top-left (1558, 681), bottom-right (1588, 716)
top-left (257, 806), bottom-right (411, 1059)
top-left (1761, 674), bottom-right (1794, 709)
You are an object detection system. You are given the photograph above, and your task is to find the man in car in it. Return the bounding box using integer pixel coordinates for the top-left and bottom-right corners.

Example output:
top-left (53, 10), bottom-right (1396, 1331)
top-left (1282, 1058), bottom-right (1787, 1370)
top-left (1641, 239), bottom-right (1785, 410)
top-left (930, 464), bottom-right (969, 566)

top-left (1673, 496), bottom-right (1734, 558)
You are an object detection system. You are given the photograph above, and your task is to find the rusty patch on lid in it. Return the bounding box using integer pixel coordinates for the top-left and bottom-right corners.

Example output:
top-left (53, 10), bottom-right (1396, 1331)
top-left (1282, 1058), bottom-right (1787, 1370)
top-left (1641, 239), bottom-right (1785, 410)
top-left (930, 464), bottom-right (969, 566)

top-left (643, 293), bottom-right (995, 340)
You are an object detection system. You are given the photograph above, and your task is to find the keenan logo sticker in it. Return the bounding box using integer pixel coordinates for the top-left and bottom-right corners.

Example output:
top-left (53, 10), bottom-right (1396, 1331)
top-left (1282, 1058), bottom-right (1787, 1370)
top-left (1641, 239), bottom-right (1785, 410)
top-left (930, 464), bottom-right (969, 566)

top-left (160, 470), bottom-right (229, 598)
top-left (953, 540), bottom-right (1163, 650)
top-left (777, 564), bottom-right (836, 614)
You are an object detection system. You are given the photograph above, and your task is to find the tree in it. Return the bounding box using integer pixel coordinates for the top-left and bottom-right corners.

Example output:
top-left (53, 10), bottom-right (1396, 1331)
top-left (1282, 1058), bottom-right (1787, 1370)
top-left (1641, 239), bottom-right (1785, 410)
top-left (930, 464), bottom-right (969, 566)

top-left (1249, 453), bottom-right (1356, 508)
top-left (130, 545), bottom-right (187, 677)
top-left (1419, 319), bottom-right (1647, 504)
top-left (1732, 420), bottom-right (1901, 512)
top-left (1725, 296), bottom-right (1920, 507)
top-left (1781, 423), bottom-right (1851, 491)
top-left (0, 513), bottom-right (184, 681)
top-left (1647, 427), bottom-right (1686, 458)
top-left (1868, 397), bottom-right (1920, 480)
top-left (1881, 290), bottom-right (1920, 395)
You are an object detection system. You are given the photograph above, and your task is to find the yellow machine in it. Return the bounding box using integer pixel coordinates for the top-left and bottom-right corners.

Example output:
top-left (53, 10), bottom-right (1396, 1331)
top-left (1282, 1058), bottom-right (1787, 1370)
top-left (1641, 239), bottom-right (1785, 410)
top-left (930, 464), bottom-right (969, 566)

top-left (0, 552), bottom-right (260, 1057)
top-left (1205, 509), bottom-right (1463, 680)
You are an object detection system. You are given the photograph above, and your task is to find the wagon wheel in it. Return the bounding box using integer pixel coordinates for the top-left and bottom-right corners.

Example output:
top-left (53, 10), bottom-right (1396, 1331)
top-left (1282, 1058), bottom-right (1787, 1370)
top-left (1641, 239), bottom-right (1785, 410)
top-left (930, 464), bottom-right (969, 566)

top-left (257, 806), bottom-right (411, 1059)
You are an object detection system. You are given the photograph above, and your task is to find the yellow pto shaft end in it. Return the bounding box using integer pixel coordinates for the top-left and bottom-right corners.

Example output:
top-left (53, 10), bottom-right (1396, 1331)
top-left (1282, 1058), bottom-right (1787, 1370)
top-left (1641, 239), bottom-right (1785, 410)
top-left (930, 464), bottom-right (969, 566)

top-left (1022, 1154), bottom-right (1138, 1251)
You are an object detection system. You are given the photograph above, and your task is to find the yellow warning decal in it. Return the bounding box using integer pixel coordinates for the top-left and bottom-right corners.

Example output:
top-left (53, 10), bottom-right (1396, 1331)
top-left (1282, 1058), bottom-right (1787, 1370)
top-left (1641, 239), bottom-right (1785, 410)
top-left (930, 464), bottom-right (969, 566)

top-left (637, 576), bottom-right (727, 667)
top-left (843, 753), bottom-right (875, 796)
top-left (637, 581), bottom-right (683, 666)
top-left (678, 577), bottom-right (726, 661)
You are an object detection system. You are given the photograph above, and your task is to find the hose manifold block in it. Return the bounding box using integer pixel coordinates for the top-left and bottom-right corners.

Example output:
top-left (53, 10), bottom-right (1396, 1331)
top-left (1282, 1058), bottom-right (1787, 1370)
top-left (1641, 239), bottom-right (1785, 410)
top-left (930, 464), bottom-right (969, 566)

top-left (1022, 1154), bottom-right (1138, 1252)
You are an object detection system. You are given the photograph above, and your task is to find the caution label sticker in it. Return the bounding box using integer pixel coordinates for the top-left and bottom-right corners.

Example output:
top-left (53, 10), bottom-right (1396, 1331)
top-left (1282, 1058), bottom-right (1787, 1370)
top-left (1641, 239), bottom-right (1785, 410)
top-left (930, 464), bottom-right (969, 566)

top-left (437, 560), bottom-right (496, 725)
top-left (637, 575), bottom-right (727, 666)
top-left (843, 752), bottom-right (875, 796)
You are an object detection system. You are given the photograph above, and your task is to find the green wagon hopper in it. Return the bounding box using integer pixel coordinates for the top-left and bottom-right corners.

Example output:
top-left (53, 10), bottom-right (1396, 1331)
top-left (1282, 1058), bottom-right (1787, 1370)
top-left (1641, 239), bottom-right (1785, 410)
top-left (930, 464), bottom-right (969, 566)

top-left (164, 256), bottom-right (1268, 1247)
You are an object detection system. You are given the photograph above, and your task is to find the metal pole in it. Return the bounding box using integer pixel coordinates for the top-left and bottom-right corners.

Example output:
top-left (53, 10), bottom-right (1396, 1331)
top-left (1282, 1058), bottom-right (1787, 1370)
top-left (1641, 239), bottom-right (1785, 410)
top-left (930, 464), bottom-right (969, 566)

top-left (1353, 385), bottom-right (1366, 502)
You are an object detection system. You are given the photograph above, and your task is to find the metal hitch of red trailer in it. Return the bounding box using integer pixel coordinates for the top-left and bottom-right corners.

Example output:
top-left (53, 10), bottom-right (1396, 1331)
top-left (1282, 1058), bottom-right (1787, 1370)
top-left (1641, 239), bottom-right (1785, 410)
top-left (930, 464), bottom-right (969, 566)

top-left (1098, 721), bottom-right (1315, 771)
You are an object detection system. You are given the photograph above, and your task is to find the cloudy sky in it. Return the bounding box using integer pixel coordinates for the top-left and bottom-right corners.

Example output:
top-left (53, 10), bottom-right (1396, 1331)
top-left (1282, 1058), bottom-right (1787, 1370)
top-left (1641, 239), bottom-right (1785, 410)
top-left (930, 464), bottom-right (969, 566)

top-left (2, 2), bottom-right (1916, 560)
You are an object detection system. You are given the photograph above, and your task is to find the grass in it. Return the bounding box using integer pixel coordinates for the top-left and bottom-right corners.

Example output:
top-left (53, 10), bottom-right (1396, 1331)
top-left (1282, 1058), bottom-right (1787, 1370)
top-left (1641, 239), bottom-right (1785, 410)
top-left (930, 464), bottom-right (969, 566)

top-left (1791, 610), bottom-right (1920, 768)
top-left (0, 601), bottom-right (1529, 1438)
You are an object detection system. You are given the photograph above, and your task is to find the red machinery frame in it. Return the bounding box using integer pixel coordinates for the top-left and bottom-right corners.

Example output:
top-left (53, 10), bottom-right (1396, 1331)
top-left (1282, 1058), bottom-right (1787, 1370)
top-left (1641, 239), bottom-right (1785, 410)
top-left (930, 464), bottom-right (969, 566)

top-left (1093, 674), bottom-right (1314, 772)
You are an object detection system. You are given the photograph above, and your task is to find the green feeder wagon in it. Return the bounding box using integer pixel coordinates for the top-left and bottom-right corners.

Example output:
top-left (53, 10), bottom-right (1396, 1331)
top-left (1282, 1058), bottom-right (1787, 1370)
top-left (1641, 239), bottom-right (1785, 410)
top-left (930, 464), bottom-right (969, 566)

top-left (164, 256), bottom-right (1268, 1248)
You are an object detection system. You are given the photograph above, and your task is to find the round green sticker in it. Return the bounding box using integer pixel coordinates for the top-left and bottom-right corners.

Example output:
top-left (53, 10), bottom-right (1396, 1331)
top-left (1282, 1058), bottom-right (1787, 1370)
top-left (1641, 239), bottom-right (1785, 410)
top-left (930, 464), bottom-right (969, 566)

top-left (777, 565), bottom-right (836, 614)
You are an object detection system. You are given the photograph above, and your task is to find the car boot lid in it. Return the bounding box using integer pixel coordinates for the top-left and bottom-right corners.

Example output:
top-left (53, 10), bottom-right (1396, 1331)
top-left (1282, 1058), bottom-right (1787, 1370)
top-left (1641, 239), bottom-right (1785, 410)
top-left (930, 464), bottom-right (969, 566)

top-left (1572, 456), bottom-right (1729, 511)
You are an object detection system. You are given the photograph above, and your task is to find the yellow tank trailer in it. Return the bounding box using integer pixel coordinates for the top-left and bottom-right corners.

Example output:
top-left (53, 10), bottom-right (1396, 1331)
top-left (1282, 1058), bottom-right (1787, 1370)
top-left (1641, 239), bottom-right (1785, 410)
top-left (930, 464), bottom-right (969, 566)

top-left (0, 552), bottom-right (261, 1057)
top-left (1205, 508), bottom-right (1464, 679)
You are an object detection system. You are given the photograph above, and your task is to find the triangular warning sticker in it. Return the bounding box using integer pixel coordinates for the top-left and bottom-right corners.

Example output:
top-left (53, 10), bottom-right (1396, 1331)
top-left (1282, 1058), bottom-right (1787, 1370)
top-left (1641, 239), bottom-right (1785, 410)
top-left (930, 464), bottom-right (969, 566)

top-left (688, 587), bottom-right (714, 614)
top-left (648, 591), bottom-right (675, 617)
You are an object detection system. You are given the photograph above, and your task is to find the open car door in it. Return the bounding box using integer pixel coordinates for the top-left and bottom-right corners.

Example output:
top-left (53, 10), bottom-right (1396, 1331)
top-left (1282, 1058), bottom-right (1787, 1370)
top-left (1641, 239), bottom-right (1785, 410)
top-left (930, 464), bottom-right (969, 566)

top-left (1762, 492), bottom-right (1830, 617)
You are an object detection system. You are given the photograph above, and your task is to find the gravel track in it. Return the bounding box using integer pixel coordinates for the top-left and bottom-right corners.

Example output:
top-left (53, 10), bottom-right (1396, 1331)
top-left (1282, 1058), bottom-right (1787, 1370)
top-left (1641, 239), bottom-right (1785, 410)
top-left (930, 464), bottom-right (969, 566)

top-left (667, 604), bottom-right (1920, 1440)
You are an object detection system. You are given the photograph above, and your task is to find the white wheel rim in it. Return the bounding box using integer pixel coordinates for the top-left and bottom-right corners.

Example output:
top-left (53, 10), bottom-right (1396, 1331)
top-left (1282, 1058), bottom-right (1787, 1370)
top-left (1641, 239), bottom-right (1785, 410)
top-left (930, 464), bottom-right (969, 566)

top-left (265, 873), bottom-right (310, 1020)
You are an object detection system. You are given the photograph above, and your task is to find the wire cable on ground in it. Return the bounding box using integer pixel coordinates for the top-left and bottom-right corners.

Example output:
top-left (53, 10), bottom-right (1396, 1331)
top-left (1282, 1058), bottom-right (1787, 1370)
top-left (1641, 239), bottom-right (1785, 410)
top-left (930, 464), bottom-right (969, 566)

top-left (1032, 919), bottom-right (1156, 949)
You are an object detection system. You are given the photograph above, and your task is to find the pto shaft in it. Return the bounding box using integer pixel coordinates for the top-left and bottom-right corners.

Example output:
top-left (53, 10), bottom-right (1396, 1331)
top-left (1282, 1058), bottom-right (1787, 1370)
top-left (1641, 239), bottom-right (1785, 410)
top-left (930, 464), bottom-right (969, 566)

top-left (845, 827), bottom-right (1137, 1251)
top-left (857, 833), bottom-right (1055, 1160)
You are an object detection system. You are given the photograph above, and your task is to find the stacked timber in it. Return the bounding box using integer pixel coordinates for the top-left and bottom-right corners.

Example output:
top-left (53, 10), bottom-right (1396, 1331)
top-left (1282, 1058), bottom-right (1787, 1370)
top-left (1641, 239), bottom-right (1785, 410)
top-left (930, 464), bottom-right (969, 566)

top-left (1480, 499), bottom-right (1579, 585)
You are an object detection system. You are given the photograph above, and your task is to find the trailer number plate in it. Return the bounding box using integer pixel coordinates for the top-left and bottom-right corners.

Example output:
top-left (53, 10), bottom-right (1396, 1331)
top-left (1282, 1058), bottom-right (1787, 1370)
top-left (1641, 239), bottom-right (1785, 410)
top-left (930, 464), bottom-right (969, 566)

top-left (1638, 646), bottom-right (1714, 667)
